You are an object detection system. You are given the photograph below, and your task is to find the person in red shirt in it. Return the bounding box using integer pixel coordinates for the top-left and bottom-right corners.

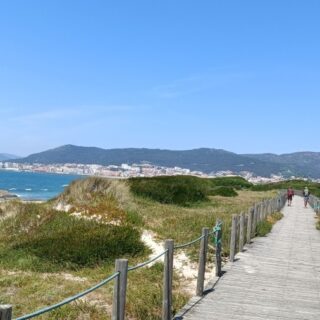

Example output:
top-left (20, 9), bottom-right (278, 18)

top-left (287, 187), bottom-right (294, 206)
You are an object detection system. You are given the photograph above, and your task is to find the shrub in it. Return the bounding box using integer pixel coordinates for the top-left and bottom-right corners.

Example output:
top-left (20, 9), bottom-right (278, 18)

top-left (209, 186), bottom-right (238, 197)
top-left (268, 212), bottom-right (283, 223)
top-left (256, 220), bottom-right (272, 236)
top-left (256, 212), bottom-right (283, 237)
top-left (15, 217), bottom-right (144, 267)
top-left (129, 176), bottom-right (209, 206)
top-left (208, 176), bottom-right (252, 190)
top-left (251, 179), bottom-right (320, 197)
top-left (1, 204), bottom-right (146, 269)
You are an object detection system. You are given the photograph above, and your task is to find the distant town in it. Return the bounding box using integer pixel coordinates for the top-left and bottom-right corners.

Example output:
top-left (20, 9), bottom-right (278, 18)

top-left (0, 161), bottom-right (308, 184)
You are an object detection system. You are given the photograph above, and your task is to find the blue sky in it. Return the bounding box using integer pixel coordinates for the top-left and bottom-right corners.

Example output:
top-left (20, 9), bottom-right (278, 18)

top-left (0, 0), bottom-right (319, 156)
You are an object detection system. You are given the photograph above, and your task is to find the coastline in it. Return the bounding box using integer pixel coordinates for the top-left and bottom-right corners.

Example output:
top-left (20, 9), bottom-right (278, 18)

top-left (0, 189), bottom-right (18, 200)
top-left (0, 170), bottom-right (79, 202)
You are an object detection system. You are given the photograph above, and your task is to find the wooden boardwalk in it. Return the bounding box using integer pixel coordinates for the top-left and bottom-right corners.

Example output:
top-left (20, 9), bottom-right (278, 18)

top-left (176, 196), bottom-right (320, 320)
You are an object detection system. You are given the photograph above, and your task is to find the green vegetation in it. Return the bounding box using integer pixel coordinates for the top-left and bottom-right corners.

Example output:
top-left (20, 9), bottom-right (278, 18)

top-left (54, 177), bottom-right (132, 219)
top-left (256, 220), bottom-right (272, 236)
top-left (0, 175), bottom-right (280, 320)
top-left (207, 176), bottom-right (252, 189)
top-left (129, 176), bottom-right (209, 206)
top-left (129, 175), bottom-right (251, 206)
top-left (251, 179), bottom-right (320, 197)
top-left (209, 186), bottom-right (238, 197)
top-left (0, 203), bottom-right (146, 271)
top-left (255, 212), bottom-right (284, 237)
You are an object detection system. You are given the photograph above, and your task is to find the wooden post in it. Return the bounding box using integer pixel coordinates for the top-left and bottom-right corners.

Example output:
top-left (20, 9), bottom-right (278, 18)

top-left (112, 259), bottom-right (128, 320)
top-left (254, 204), bottom-right (258, 223)
top-left (215, 219), bottom-right (222, 277)
top-left (196, 228), bottom-right (209, 296)
top-left (230, 214), bottom-right (237, 262)
top-left (162, 239), bottom-right (174, 320)
top-left (262, 202), bottom-right (265, 219)
top-left (246, 207), bottom-right (253, 243)
top-left (235, 215), bottom-right (240, 253)
top-left (239, 212), bottom-right (245, 252)
top-left (252, 205), bottom-right (257, 237)
top-left (0, 306), bottom-right (12, 320)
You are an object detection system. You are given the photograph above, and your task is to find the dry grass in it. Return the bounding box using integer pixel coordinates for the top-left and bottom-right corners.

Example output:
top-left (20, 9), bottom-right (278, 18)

top-left (0, 178), bottom-right (278, 320)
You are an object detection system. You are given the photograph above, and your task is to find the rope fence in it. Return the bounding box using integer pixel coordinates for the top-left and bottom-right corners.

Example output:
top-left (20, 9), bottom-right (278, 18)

top-left (1, 193), bottom-right (287, 320)
top-left (15, 273), bottom-right (120, 320)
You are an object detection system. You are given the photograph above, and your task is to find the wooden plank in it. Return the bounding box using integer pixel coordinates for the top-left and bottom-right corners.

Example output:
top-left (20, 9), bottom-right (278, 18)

top-left (112, 259), bottom-right (128, 320)
top-left (0, 305), bottom-right (12, 320)
top-left (246, 207), bottom-right (253, 244)
top-left (229, 214), bottom-right (237, 262)
top-left (239, 213), bottom-right (244, 252)
top-left (180, 196), bottom-right (320, 320)
top-left (196, 228), bottom-right (209, 296)
top-left (163, 239), bottom-right (174, 320)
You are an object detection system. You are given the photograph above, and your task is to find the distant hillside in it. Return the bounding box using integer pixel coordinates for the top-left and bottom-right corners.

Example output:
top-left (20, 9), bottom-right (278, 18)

top-left (243, 152), bottom-right (320, 178)
top-left (11, 144), bottom-right (320, 178)
top-left (0, 153), bottom-right (20, 161)
top-left (13, 144), bottom-right (291, 177)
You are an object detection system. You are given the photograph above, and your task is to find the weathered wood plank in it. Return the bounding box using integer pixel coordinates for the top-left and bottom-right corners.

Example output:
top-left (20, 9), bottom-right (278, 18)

top-left (179, 196), bottom-right (320, 320)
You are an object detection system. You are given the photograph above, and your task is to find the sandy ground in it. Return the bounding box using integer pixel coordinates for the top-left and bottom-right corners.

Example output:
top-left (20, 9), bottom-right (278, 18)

top-left (141, 230), bottom-right (216, 294)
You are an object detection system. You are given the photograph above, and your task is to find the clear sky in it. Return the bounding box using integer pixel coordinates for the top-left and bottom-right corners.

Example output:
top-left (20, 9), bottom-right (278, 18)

top-left (0, 0), bottom-right (319, 156)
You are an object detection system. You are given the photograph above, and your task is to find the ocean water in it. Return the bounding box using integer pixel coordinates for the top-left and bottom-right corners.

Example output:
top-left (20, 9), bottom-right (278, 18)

top-left (0, 170), bottom-right (82, 200)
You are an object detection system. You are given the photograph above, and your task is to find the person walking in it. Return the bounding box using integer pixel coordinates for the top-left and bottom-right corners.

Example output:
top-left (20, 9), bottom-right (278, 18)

top-left (303, 187), bottom-right (310, 208)
top-left (287, 187), bottom-right (294, 206)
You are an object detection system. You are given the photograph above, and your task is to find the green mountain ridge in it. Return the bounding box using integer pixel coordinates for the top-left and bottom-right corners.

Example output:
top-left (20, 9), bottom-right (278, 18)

top-left (10, 144), bottom-right (320, 178)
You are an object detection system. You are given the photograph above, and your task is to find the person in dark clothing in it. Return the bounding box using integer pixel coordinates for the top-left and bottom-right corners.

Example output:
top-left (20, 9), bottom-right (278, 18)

top-left (287, 187), bottom-right (294, 206)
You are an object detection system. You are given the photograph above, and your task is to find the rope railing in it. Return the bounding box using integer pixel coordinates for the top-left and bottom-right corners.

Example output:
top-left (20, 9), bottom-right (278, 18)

top-left (174, 235), bottom-right (204, 249)
top-left (128, 250), bottom-right (167, 272)
top-left (1, 223), bottom-right (223, 320)
top-left (1, 193), bottom-right (286, 320)
top-left (15, 272), bottom-right (119, 320)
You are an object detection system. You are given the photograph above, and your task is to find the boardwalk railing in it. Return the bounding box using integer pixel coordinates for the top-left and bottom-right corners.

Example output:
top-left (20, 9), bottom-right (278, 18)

top-left (0, 193), bottom-right (287, 320)
top-left (229, 193), bottom-right (287, 262)
top-left (308, 194), bottom-right (320, 215)
top-left (290, 189), bottom-right (320, 215)
top-left (0, 221), bottom-right (222, 320)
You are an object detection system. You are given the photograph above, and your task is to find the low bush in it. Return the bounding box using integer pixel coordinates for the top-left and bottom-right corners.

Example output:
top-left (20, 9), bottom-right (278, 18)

top-left (251, 179), bottom-right (320, 197)
top-left (0, 203), bottom-right (146, 270)
top-left (209, 186), bottom-right (238, 197)
top-left (267, 211), bottom-right (284, 224)
top-left (256, 220), bottom-right (272, 236)
top-left (129, 175), bottom-right (249, 206)
top-left (129, 176), bottom-right (209, 206)
top-left (208, 176), bottom-right (252, 190)
top-left (256, 212), bottom-right (283, 237)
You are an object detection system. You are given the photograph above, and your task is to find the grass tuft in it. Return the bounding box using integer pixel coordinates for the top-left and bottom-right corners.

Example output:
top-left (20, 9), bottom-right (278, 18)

top-left (0, 203), bottom-right (146, 271)
top-left (256, 212), bottom-right (283, 237)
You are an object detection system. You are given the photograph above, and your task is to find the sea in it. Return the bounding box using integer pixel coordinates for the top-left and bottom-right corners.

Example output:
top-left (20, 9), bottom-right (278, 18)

top-left (0, 170), bottom-right (82, 200)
